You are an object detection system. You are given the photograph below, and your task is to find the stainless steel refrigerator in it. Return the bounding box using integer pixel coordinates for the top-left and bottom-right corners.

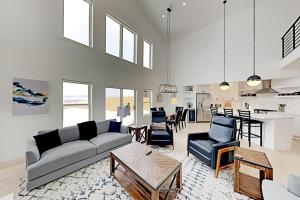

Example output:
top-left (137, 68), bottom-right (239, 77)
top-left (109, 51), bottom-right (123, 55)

top-left (196, 93), bottom-right (212, 122)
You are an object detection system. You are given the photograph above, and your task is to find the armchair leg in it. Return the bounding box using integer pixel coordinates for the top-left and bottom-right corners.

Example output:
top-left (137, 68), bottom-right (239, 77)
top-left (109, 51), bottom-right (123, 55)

top-left (215, 146), bottom-right (235, 178)
top-left (187, 150), bottom-right (189, 156)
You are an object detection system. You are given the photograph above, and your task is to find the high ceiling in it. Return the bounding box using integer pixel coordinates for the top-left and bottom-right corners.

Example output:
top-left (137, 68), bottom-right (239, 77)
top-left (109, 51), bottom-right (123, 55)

top-left (134, 0), bottom-right (258, 37)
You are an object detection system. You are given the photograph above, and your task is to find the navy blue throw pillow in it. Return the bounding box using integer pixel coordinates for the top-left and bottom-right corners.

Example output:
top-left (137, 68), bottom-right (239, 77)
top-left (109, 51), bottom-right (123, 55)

top-left (33, 129), bottom-right (62, 155)
top-left (77, 121), bottom-right (97, 140)
top-left (109, 121), bottom-right (121, 133)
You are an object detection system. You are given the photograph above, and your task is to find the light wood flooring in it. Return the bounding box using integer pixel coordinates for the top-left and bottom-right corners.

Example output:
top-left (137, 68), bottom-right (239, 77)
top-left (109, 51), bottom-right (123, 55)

top-left (1, 122), bottom-right (300, 198)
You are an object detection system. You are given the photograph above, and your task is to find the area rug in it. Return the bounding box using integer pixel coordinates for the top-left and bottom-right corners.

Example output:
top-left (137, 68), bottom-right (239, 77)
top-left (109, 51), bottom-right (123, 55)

top-left (17, 147), bottom-right (251, 200)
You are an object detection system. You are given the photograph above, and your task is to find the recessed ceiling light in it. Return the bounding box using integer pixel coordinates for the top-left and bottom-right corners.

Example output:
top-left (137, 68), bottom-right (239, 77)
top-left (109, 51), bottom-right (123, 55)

top-left (182, 1), bottom-right (187, 6)
top-left (162, 14), bottom-right (165, 18)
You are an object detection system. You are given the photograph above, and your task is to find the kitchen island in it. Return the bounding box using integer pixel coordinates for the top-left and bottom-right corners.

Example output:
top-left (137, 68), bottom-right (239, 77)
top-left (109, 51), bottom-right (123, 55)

top-left (218, 109), bottom-right (295, 151)
top-left (251, 113), bottom-right (295, 151)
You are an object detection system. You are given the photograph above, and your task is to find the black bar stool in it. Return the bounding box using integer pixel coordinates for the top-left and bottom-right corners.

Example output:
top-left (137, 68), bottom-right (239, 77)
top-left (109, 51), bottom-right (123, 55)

top-left (224, 108), bottom-right (241, 136)
top-left (238, 110), bottom-right (263, 147)
top-left (223, 108), bottom-right (233, 117)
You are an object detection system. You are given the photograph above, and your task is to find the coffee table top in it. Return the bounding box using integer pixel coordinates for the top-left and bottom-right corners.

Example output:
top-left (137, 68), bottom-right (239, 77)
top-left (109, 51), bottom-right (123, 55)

top-left (234, 147), bottom-right (272, 169)
top-left (110, 143), bottom-right (181, 190)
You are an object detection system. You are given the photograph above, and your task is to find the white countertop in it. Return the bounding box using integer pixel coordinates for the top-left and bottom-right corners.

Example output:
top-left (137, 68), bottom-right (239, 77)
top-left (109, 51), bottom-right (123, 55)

top-left (215, 108), bottom-right (296, 120)
top-left (251, 113), bottom-right (296, 120)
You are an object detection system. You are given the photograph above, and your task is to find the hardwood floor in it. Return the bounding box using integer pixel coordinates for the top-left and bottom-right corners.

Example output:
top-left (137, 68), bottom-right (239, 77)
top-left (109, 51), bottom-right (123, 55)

top-left (0, 122), bottom-right (300, 198)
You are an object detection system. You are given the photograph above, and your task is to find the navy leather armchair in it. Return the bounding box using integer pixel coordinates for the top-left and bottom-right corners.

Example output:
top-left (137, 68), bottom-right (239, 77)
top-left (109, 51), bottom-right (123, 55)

top-left (187, 116), bottom-right (239, 169)
top-left (147, 111), bottom-right (174, 149)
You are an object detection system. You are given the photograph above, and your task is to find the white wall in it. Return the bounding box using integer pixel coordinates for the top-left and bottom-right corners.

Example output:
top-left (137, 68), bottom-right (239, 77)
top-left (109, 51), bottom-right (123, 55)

top-left (171, 0), bottom-right (300, 88)
top-left (0, 0), bottom-right (167, 161)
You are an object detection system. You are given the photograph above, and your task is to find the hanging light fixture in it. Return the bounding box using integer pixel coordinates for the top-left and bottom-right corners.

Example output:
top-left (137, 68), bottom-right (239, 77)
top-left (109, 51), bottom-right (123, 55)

top-left (220, 0), bottom-right (230, 91)
top-left (247, 0), bottom-right (262, 87)
top-left (158, 6), bottom-right (178, 94)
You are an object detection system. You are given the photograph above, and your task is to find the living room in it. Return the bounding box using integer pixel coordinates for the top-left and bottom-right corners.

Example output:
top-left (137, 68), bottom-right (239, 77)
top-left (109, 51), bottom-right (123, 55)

top-left (1, 0), bottom-right (300, 199)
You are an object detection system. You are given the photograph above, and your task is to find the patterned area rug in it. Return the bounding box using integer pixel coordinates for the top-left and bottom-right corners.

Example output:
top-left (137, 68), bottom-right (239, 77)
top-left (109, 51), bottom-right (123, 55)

top-left (17, 147), bottom-right (251, 200)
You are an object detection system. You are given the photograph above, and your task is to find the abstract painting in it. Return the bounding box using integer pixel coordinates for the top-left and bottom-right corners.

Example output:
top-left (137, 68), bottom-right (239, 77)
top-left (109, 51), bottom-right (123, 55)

top-left (13, 78), bottom-right (49, 115)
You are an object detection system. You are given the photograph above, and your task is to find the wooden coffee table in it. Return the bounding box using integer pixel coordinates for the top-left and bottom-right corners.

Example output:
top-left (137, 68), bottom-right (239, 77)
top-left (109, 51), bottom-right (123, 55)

top-left (110, 143), bottom-right (182, 200)
top-left (233, 147), bottom-right (273, 200)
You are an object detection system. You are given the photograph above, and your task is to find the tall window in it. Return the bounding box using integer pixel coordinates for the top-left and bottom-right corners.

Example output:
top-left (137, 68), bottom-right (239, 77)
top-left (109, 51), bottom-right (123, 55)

top-left (143, 90), bottom-right (152, 115)
top-left (106, 15), bottom-right (120, 57)
top-left (63, 81), bottom-right (92, 127)
top-left (64, 0), bottom-right (93, 46)
top-left (106, 14), bottom-right (137, 64)
top-left (143, 40), bottom-right (153, 69)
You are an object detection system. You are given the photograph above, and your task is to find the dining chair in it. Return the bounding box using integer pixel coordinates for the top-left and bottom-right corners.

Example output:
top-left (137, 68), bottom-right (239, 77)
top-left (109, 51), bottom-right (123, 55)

top-left (167, 110), bottom-right (183, 132)
top-left (180, 109), bottom-right (188, 128)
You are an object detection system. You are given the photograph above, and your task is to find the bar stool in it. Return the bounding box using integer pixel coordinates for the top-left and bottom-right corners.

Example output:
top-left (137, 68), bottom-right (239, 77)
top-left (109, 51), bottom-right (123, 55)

top-left (223, 108), bottom-right (233, 117)
top-left (238, 110), bottom-right (263, 147)
top-left (210, 107), bottom-right (223, 117)
top-left (224, 108), bottom-right (241, 136)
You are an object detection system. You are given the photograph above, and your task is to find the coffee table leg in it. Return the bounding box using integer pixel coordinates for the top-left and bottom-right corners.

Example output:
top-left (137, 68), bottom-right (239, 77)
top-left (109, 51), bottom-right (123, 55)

top-left (151, 190), bottom-right (159, 200)
top-left (110, 154), bottom-right (115, 176)
top-left (176, 167), bottom-right (182, 192)
top-left (266, 169), bottom-right (273, 180)
top-left (234, 160), bottom-right (240, 193)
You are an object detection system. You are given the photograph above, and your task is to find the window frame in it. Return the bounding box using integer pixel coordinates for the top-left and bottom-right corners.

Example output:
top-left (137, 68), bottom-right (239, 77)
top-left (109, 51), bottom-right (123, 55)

top-left (63, 0), bottom-right (94, 47)
top-left (143, 39), bottom-right (153, 69)
top-left (143, 89), bottom-right (153, 116)
top-left (62, 80), bottom-right (93, 127)
top-left (105, 12), bottom-right (137, 64)
top-left (105, 86), bottom-right (137, 125)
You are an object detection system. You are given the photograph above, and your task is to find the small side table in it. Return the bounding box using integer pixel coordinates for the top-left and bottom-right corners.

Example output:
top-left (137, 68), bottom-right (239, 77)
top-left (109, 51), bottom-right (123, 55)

top-left (129, 125), bottom-right (147, 143)
top-left (233, 147), bottom-right (273, 200)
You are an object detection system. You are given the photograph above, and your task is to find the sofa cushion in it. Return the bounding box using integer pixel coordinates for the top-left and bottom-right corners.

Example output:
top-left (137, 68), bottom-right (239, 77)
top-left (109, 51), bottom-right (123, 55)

top-left (77, 121), bottom-right (97, 140)
top-left (96, 120), bottom-right (115, 135)
top-left (27, 140), bottom-right (96, 180)
top-left (108, 121), bottom-right (121, 133)
top-left (89, 132), bottom-right (132, 154)
top-left (149, 130), bottom-right (171, 141)
top-left (33, 129), bottom-right (62, 155)
top-left (58, 126), bottom-right (80, 144)
top-left (189, 139), bottom-right (218, 158)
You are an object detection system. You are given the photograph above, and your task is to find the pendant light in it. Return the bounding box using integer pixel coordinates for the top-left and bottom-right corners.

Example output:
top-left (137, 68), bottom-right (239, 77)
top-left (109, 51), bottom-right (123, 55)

top-left (158, 6), bottom-right (178, 94)
top-left (247, 0), bottom-right (262, 87)
top-left (220, 0), bottom-right (230, 91)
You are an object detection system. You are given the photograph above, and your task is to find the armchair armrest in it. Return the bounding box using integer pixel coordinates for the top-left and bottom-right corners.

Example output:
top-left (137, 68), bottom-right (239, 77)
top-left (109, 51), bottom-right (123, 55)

top-left (26, 139), bottom-right (40, 167)
top-left (212, 140), bottom-right (240, 149)
top-left (211, 140), bottom-right (240, 169)
top-left (120, 125), bottom-right (129, 134)
top-left (166, 125), bottom-right (173, 135)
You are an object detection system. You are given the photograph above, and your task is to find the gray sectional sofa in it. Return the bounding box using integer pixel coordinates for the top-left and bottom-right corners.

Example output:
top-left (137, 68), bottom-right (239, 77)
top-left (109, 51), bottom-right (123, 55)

top-left (25, 120), bottom-right (132, 191)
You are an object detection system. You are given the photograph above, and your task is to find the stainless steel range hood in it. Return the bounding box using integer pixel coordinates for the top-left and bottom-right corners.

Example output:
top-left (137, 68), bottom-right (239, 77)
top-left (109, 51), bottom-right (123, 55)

top-left (255, 80), bottom-right (278, 94)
